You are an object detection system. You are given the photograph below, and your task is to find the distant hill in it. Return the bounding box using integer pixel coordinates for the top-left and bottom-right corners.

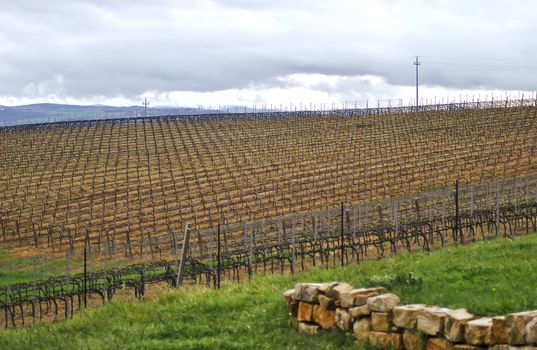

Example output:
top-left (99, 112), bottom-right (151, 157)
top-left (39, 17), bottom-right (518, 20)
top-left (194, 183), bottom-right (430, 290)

top-left (0, 103), bottom-right (209, 126)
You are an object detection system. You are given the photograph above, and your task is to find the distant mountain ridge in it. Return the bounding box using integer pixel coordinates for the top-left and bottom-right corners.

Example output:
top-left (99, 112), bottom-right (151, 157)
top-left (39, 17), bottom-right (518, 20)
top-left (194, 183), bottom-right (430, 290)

top-left (0, 103), bottom-right (207, 126)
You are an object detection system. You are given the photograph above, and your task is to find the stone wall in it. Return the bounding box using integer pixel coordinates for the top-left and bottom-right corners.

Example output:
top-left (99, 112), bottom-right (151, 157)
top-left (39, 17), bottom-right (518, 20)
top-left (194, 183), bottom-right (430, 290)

top-left (284, 282), bottom-right (537, 349)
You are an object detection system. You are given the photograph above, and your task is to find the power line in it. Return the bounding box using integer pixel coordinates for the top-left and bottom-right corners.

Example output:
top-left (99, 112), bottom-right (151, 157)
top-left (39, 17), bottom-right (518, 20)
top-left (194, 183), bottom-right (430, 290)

top-left (420, 55), bottom-right (537, 64)
top-left (419, 55), bottom-right (537, 69)
top-left (426, 61), bottom-right (537, 69)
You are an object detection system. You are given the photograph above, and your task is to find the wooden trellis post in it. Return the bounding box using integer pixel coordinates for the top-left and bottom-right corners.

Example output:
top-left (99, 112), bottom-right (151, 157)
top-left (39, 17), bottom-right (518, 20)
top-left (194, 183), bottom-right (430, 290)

top-left (176, 224), bottom-right (192, 287)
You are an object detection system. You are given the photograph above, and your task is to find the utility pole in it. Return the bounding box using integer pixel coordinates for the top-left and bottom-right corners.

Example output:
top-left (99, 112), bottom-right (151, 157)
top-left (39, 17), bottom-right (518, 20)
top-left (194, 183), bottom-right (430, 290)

top-left (142, 98), bottom-right (149, 118)
top-left (414, 56), bottom-right (421, 108)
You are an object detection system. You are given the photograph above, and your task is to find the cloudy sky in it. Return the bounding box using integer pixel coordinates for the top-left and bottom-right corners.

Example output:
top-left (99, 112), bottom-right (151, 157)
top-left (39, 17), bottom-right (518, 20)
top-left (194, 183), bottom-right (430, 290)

top-left (0, 0), bottom-right (536, 108)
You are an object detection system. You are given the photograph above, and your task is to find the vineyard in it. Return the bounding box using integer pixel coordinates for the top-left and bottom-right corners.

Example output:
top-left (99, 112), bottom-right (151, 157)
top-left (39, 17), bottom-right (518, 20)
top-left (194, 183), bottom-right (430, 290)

top-left (1, 100), bottom-right (536, 254)
top-left (1, 99), bottom-right (537, 328)
top-left (2, 173), bottom-right (537, 328)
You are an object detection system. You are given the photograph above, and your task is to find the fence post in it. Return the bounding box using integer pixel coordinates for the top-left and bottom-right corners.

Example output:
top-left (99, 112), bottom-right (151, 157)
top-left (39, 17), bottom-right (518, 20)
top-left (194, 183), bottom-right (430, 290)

top-left (340, 202), bottom-right (345, 267)
top-left (7, 263), bottom-right (13, 327)
top-left (313, 215), bottom-right (318, 243)
top-left (470, 184), bottom-right (475, 217)
top-left (350, 208), bottom-right (356, 261)
top-left (496, 182), bottom-right (501, 238)
top-left (84, 236), bottom-right (87, 308)
top-left (104, 242), bottom-right (108, 304)
top-left (394, 200), bottom-right (399, 252)
top-left (454, 180), bottom-right (460, 243)
top-left (217, 224), bottom-right (221, 289)
top-left (535, 176), bottom-right (537, 203)
top-left (249, 224), bottom-right (254, 279)
top-left (33, 257), bottom-right (37, 324)
top-left (65, 252), bottom-right (70, 319)
top-left (441, 193), bottom-right (446, 241)
top-left (291, 217), bottom-right (296, 274)
top-left (176, 224), bottom-right (192, 287)
top-left (44, 253), bottom-right (48, 281)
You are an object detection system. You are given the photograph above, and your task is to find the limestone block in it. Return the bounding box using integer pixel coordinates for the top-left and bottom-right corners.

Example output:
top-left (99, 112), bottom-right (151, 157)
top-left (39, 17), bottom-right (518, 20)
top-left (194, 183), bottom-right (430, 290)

top-left (371, 312), bottom-right (392, 332)
top-left (349, 304), bottom-right (371, 318)
top-left (324, 283), bottom-right (353, 299)
top-left (318, 294), bottom-right (336, 310)
top-left (339, 289), bottom-right (364, 308)
top-left (318, 282), bottom-right (339, 295)
top-left (465, 317), bottom-right (493, 346)
top-left (353, 292), bottom-right (379, 308)
top-left (369, 331), bottom-right (403, 350)
top-left (353, 287), bottom-right (386, 307)
top-left (505, 311), bottom-right (537, 345)
top-left (294, 283), bottom-right (323, 303)
top-left (492, 316), bottom-right (508, 345)
top-left (394, 304), bottom-right (426, 329)
top-left (444, 309), bottom-right (475, 343)
top-left (297, 302), bottom-right (314, 322)
top-left (340, 289), bottom-right (378, 308)
top-left (525, 317), bottom-right (537, 345)
top-left (417, 307), bottom-right (450, 336)
top-left (335, 308), bottom-right (352, 332)
top-left (312, 305), bottom-right (336, 330)
top-left (353, 317), bottom-right (372, 341)
top-left (367, 293), bottom-right (401, 312)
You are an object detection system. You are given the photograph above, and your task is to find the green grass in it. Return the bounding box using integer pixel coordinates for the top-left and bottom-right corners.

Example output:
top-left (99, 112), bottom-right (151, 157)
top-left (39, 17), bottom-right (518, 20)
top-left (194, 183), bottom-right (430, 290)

top-left (2, 234), bottom-right (537, 349)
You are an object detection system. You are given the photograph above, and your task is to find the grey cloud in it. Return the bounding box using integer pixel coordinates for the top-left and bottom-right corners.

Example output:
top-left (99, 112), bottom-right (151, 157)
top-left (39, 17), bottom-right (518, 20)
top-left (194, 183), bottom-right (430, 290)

top-left (0, 0), bottom-right (536, 102)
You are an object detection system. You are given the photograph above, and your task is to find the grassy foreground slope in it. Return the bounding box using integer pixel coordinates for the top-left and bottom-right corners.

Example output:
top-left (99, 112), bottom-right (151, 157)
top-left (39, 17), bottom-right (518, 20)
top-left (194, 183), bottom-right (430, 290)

top-left (2, 235), bottom-right (537, 350)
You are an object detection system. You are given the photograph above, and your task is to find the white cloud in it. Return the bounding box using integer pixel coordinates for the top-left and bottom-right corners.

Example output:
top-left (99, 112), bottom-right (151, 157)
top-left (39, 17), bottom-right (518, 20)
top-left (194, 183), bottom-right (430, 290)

top-left (0, 0), bottom-right (536, 107)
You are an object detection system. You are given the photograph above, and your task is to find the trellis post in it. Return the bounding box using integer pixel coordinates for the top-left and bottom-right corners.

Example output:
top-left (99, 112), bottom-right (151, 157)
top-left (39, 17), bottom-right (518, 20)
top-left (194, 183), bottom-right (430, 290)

top-left (217, 224), bottom-right (221, 289)
top-left (340, 202), bottom-right (345, 267)
top-left (176, 224), bottom-right (192, 287)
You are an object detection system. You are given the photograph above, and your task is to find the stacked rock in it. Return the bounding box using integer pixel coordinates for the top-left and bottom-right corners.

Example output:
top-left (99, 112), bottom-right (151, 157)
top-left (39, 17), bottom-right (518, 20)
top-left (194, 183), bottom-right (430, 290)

top-left (284, 282), bottom-right (537, 349)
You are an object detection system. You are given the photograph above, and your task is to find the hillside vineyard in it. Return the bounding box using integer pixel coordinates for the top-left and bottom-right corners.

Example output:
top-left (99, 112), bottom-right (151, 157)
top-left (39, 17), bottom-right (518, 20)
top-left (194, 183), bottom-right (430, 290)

top-left (0, 106), bottom-right (536, 254)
